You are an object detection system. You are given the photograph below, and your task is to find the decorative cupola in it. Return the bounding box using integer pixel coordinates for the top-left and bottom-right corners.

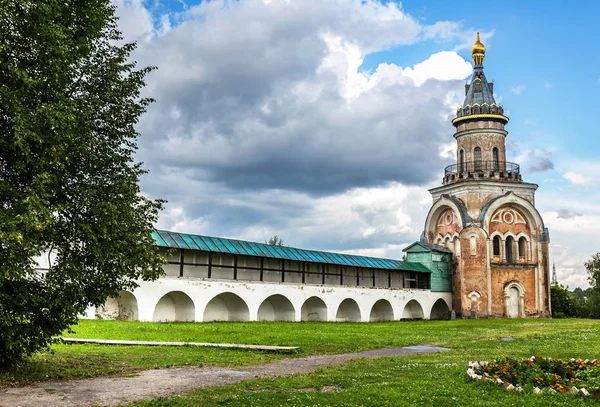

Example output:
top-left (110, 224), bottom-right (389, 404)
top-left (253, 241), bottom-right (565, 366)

top-left (453, 33), bottom-right (508, 128)
top-left (471, 32), bottom-right (486, 66)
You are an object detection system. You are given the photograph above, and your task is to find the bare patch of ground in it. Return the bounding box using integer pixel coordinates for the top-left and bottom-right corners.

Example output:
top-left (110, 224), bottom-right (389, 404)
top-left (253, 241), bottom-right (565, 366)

top-left (0, 345), bottom-right (449, 407)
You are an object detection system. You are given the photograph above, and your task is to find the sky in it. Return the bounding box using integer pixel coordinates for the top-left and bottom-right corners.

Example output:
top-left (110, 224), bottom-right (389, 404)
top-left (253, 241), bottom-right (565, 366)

top-left (113, 0), bottom-right (600, 289)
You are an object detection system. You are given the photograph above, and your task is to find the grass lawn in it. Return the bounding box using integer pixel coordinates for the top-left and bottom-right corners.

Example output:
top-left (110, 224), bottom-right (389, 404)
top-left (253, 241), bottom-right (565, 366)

top-left (2, 318), bottom-right (600, 406)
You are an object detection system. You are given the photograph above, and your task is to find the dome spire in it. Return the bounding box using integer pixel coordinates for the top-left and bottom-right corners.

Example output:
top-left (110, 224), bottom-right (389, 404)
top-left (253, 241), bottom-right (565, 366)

top-left (471, 32), bottom-right (486, 66)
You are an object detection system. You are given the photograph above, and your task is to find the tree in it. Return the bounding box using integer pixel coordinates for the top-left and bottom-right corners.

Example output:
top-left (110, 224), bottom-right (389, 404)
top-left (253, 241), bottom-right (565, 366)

top-left (266, 235), bottom-right (284, 246)
top-left (585, 253), bottom-right (600, 319)
top-left (0, 1), bottom-right (164, 366)
top-left (550, 283), bottom-right (573, 318)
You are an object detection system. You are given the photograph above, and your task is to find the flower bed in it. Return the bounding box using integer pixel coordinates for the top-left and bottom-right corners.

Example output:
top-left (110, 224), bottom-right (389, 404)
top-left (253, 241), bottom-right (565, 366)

top-left (467, 356), bottom-right (600, 396)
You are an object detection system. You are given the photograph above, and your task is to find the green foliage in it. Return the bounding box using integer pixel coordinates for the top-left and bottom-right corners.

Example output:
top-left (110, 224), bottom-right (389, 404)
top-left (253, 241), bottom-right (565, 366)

top-left (266, 235), bottom-right (284, 246)
top-left (585, 253), bottom-right (600, 319)
top-left (551, 283), bottom-right (574, 318)
top-left (0, 1), bottom-right (164, 366)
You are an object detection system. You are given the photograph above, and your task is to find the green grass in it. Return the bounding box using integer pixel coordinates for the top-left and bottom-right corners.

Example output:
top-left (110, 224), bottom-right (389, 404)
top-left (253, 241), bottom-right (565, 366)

top-left (2, 318), bottom-right (600, 406)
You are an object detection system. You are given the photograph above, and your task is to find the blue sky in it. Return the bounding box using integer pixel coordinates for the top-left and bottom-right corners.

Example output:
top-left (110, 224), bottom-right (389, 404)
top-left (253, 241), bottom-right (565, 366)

top-left (115, 0), bottom-right (600, 288)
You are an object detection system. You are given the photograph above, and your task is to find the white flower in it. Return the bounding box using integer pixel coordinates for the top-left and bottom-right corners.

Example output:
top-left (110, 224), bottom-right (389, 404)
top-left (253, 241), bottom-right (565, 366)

top-left (534, 387), bottom-right (541, 394)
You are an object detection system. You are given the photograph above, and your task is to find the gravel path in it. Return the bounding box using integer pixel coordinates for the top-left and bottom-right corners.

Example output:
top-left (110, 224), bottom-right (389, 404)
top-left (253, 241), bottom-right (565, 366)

top-left (0, 345), bottom-right (450, 407)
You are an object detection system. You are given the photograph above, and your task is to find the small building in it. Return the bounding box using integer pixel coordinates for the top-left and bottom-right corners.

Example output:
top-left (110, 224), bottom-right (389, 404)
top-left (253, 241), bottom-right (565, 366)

top-left (94, 230), bottom-right (453, 322)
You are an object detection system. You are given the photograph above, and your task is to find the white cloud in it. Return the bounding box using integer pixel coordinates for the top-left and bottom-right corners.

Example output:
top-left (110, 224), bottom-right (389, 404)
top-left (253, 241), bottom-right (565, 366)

top-left (563, 171), bottom-right (593, 185)
top-left (510, 85), bottom-right (525, 95)
top-left (399, 51), bottom-right (473, 86)
top-left (112, 0), bottom-right (154, 44)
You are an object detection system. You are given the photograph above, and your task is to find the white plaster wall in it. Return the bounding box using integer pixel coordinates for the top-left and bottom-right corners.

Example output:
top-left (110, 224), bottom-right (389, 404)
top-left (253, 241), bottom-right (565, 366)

top-left (88, 277), bottom-right (453, 323)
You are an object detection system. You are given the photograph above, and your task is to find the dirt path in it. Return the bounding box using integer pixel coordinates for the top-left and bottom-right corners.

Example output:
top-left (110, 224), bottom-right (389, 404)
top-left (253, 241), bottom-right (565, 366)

top-left (0, 345), bottom-right (450, 407)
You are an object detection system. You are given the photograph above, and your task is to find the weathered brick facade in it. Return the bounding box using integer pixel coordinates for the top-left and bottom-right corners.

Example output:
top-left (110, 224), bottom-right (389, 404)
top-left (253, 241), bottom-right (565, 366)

top-left (421, 34), bottom-right (551, 318)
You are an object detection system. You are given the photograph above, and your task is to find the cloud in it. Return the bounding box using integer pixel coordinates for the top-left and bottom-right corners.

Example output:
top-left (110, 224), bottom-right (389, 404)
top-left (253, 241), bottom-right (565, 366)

top-left (112, 0), bottom-right (154, 44)
top-left (563, 171), bottom-right (593, 185)
top-left (131, 0), bottom-right (474, 198)
top-left (523, 149), bottom-right (554, 173)
top-left (556, 209), bottom-right (583, 219)
top-left (153, 180), bottom-right (432, 254)
top-left (421, 23), bottom-right (494, 51)
top-left (510, 85), bottom-right (525, 95)
top-left (544, 83), bottom-right (552, 89)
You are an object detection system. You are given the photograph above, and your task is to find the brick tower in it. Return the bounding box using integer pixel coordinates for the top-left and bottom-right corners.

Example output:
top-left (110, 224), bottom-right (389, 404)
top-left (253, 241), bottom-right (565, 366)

top-left (422, 33), bottom-right (551, 318)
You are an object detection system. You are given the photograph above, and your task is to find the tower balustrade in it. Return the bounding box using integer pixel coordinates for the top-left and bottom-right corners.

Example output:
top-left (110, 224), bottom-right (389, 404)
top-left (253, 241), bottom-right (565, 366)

top-left (443, 160), bottom-right (521, 184)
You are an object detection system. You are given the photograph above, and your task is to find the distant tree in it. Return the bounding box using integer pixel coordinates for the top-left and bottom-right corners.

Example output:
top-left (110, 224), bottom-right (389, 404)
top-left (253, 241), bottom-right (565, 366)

top-left (0, 1), bottom-right (165, 367)
top-left (266, 235), bottom-right (284, 246)
top-left (585, 253), bottom-right (600, 318)
top-left (551, 283), bottom-right (574, 318)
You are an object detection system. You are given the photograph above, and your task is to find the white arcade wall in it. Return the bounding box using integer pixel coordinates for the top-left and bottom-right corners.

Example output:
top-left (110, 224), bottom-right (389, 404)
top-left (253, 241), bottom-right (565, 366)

top-left (92, 276), bottom-right (452, 322)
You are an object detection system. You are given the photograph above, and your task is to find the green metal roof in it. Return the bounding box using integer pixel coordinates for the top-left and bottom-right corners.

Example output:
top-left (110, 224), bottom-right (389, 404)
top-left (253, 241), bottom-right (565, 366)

top-left (153, 230), bottom-right (431, 273)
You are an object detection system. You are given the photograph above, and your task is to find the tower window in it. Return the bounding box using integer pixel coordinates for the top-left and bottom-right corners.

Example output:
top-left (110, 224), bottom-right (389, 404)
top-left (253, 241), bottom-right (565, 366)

top-left (459, 149), bottom-right (465, 172)
top-left (519, 237), bottom-right (527, 259)
top-left (474, 147), bottom-right (482, 171)
top-left (493, 236), bottom-right (501, 256)
top-left (505, 236), bottom-right (514, 263)
top-left (492, 147), bottom-right (499, 171)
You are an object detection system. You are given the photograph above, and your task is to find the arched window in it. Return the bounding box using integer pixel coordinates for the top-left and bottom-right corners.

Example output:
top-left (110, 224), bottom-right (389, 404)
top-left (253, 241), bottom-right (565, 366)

top-left (492, 147), bottom-right (499, 171)
top-left (518, 237), bottom-right (527, 260)
top-left (474, 147), bottom-right (482, 171)
top-left (505, 236), bottom-right (514, 263)
top-left (459, 149), bottom-right (465, 172)
top-left (493, 236), bottom-right (501, 257)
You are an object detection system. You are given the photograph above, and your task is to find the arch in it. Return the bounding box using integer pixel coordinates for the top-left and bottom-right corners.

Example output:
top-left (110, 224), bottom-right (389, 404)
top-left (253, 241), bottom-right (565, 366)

top-left (402, 300), bottom-right (424, 320)
top-left (301, 297), bottom-right (327, 321)
top-left (492, 147), bottom-right (499, 170)
top-left (467, 291), bottom-right (481, 318)
top-left (96, 291), bottom-right (139, 321)
top-left (474, 147), bottom-right (482, 171)
top-left (444, 236), bottom-right (451, 248)
top-left (518, 237), bottom-right (527, 259)
top-left (369, 299), bottom-right (394, 322)
top-left (480, 192), bottom-right (545, 233)
top-left (335, 298), bottom-right (361, 322)
top-left (505, 236), bottom-right (515, 263)
top-left (153, 291), bottom-right (195, 322)
top-left (492, 235), bottom-right (501, 256)
top-left (504, 281), bottom-right (525, 318)
top-left (429, 298), bottom-right (451, 320)
top-left (203, 292), bottom-right (249, 322)
top-left (424, 195), bottom-right (471, 239)
top-left (258, 294), bottom-right (295, 321)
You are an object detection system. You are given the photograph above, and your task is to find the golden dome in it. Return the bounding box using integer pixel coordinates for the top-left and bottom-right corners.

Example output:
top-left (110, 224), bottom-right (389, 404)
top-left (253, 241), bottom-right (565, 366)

top-left (471, 32), bottom-right (486, 65)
